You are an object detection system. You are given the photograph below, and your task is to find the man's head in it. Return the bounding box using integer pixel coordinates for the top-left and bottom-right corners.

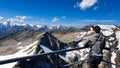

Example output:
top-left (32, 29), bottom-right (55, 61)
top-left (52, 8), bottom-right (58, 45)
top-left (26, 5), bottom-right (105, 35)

top-left (92, 26), bottom-right (101, 33)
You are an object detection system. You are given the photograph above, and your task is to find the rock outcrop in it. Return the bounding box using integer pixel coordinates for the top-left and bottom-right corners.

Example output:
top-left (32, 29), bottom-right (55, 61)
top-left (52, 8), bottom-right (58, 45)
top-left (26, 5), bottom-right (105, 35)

top-left (13, 32), bottom-right (69, 68)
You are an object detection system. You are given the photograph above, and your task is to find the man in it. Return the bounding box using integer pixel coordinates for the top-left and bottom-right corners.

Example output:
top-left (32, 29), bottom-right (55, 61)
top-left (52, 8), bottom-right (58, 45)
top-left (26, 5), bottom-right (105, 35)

top-left (82, 26), bottom-right (106, 68)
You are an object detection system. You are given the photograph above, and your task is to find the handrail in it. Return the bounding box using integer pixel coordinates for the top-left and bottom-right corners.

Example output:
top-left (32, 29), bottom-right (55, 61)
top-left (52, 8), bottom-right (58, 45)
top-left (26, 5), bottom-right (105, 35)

top-left (1, 46), bottom-right (120, 68)
top-left (62, 59), bottom-right (86, 67)
top-left (0, 47), bottom-right (86, 65)
top-left (102, 60), bottom-right (120, 67)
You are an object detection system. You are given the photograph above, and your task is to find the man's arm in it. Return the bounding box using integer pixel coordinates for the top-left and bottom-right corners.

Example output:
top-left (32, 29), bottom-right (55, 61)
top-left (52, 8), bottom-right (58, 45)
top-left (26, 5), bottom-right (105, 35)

top-left (82, 39), bottom-right (90, 48)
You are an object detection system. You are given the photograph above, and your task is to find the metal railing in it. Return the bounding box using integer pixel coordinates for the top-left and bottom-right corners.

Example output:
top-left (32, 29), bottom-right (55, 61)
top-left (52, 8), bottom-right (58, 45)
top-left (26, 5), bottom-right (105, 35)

top-left (62, 59), bottom-right (86, 68)
top-left (0, 47), bottom-right (120, 68)
top-left (0, 47), bottom-right (86, 68)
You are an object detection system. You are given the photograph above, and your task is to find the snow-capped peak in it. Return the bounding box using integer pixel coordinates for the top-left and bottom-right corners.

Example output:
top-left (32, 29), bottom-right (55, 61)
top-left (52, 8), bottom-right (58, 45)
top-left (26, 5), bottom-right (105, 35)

top-left (2, 21), bottom-right (13, 27)
top-left (49, 25), bottom-right (65, 30)
top-left (0, 22), bottom-right (66, 35)
top-left (35, 25), bottom-right (43, 28)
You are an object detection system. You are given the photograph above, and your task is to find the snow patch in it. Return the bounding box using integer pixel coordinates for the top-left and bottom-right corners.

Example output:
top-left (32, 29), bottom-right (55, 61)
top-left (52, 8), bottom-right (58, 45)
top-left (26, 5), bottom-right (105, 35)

top-left (106, 42), bottom-right (110, 48)
top-left (78, 41), bottom-right (85, 47)
top-left (75, 32), bottom-right (87, 39)
top-left (40, 45), bottom-right (69, 62)
top-left (109, 37), bottom-right (115, 41)
top-left (111, 52), bottom-right (116, 68)
top-left (17, 42), bottom-right (22, 45)
top-left (79, 49), bottom-right (89, 60)
top-left (40, 45), bottom-right (88, 63)
top-left (40, 45), bottom-right (52, 53)
top-left (97, 24), bottom-right (117, 36)
top-left (101, 30), bottom-right (113, 36)
top-left (116, 31), bottom-right (120, 50)
top-left (98, 24), bottom-right (117, 30)
top-left (0, 41), bottom-right (38, 68)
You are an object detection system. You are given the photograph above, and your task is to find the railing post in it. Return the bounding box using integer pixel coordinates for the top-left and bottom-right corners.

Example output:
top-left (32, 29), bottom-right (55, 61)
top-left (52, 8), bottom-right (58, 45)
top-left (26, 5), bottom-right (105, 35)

top-left (55, 53), bottom-right (59, 68)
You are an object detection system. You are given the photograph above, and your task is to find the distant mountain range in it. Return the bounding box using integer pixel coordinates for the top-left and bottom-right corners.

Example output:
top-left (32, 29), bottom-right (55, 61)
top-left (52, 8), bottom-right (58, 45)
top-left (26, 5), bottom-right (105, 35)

top-left (0, 21), bottom-right (67, 35)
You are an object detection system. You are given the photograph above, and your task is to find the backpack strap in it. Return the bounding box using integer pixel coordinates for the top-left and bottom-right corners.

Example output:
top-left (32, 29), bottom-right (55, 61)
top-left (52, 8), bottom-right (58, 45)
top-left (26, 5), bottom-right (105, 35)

top-left (90, 34), bottom-right (101, 48)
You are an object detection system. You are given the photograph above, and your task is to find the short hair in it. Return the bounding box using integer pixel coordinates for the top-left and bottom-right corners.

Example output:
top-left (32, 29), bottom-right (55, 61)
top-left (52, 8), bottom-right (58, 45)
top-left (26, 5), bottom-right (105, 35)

top-left (92, 26), bottom-right (101, 33)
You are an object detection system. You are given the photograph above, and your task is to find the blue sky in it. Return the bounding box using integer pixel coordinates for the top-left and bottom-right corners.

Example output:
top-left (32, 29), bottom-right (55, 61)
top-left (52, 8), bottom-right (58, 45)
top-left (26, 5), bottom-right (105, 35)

top-left (0, 0), bottom-right (120, 27)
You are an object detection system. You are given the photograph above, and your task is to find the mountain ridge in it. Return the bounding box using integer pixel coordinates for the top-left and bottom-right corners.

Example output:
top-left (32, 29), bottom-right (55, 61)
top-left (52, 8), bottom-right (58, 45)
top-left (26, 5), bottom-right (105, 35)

top-left (0, 21), bottom-right (67, 35)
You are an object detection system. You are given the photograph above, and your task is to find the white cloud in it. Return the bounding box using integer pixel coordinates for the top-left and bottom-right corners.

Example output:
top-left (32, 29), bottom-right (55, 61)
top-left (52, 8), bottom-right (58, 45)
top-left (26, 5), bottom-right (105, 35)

top-left (74, 2), bottom-right (79, 8)
top-left (52, 17), bottom-right (60, 22)
top-left (7, 15), bottom-right (30, 23)
top-left (16, 16), bottom-right (27, 19)
top-left (0, 16), bottom-right (4, 20)
top-left (99, 20), bottom-right (116, 22)
top-left (76, 0), bottom-right (97, 10)
top-left (82, 19), bottom-right (96, 22)
top-left (62, 16), bottom-right (66, 19)
top-left (93, 6), bottom-right (99, 10)
top-left (65, 19), bottom-right (117, 27)
top-left (77, 19), bottom-right (116, 23)
top-left (7, 18), bottom-right (24, 23)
